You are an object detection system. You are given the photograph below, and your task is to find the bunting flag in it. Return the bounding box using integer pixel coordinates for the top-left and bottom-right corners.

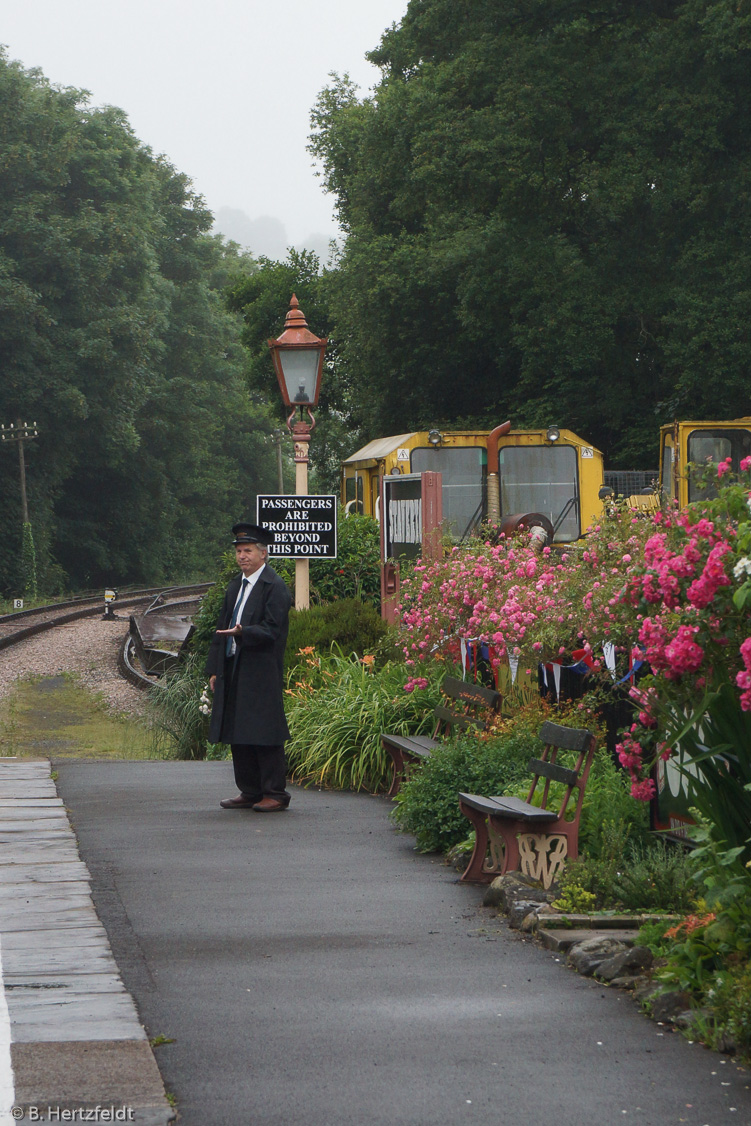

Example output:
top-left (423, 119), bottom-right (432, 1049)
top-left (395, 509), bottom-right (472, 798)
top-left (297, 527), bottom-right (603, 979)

top-left (456, 638), bottom-right (641, 693)
top-left (615, 659), bottom-right (644, 686)
top-left (487, 645), bottom-right (502, 689)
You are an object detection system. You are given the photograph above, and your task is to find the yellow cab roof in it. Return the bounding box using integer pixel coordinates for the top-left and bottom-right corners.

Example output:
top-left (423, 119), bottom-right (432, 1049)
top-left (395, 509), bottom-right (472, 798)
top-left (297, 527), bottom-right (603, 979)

top-left (342, 435), bottom-right (417, 464)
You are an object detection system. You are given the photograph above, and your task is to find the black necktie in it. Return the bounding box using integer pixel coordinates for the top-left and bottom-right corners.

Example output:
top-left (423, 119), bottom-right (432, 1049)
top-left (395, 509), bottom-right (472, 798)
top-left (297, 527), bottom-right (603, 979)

top-left (226, 578), bottom-right (249, 657)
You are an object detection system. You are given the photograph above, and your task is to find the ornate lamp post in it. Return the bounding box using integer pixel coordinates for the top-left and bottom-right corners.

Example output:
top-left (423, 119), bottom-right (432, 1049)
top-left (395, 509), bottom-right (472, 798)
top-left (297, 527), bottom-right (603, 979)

top-left (268, 295), bottom-right (327, 610)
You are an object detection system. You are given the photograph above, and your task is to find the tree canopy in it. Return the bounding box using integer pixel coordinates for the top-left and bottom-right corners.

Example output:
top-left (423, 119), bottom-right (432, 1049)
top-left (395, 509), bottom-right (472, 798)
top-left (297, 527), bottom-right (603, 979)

top-left (0, 52), bottom-right (277, 594)
top-left (309, 0), bottom-right (751, 466)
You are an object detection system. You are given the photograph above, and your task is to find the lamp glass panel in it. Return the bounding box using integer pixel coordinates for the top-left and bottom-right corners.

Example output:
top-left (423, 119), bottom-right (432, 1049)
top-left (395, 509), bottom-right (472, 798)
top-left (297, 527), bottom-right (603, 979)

top-left (498, 445), bottom-right (579, 541)
top-left (279, 348), bottom-right (320, 404)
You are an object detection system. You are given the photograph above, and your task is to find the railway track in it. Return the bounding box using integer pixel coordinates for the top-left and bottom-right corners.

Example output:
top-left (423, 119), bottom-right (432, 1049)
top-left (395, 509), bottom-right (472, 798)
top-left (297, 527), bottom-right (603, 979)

top-left (0, 584), bottom-right (212, 690)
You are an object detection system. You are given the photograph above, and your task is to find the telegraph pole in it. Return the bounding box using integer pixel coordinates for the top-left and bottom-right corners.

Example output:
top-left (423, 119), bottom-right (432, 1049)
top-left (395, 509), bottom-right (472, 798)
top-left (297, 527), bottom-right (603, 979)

top-left (1, 421), bottom-right (38, 521)
top-left (2, 421), bottom-right (40, 600)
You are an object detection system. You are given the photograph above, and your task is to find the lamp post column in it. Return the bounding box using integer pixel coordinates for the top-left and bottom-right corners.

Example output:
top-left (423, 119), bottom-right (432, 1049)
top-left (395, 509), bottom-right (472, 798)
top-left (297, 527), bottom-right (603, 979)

top-left (292, 418), bottom-right (312, 611)
top-left (268, 294), bottom-right (327, 615)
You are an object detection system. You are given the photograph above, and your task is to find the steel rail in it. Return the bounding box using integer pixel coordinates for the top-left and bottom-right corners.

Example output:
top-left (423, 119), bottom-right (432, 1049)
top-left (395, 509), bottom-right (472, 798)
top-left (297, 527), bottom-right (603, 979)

top-left (0, 583), bottom-right (207, 626)
top-left (0, 583), bottom-right (212, 653)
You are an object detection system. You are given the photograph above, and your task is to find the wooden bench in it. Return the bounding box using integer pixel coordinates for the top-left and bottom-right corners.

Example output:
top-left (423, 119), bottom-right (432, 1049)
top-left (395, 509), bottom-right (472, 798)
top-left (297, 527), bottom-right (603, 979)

top-left (458, 721), bottom-right (597, 889)
top-left (381, 676), bottom-right (502, 797)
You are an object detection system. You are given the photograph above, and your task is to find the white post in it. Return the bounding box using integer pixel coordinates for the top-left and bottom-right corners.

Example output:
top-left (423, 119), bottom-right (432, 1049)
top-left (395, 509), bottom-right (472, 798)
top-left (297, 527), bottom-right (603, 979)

top-left (293, 424), bottom-right (311, 611)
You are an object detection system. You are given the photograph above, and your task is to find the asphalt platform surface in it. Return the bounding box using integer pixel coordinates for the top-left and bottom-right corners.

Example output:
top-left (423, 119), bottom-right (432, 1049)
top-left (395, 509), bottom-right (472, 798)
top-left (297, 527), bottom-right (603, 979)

top-left (5, 758), bottom-right (751, 1126)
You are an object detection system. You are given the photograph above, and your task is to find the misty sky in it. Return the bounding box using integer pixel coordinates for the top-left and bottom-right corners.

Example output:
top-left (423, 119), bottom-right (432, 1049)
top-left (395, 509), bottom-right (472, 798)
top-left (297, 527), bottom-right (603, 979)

top-left (2, 1), bottom-right (410, 261)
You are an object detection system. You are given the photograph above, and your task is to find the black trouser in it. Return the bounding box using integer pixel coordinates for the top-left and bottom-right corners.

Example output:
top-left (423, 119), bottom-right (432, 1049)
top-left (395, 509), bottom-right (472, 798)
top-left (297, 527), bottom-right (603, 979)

top-left (231, 743), bottom-right (290, 805)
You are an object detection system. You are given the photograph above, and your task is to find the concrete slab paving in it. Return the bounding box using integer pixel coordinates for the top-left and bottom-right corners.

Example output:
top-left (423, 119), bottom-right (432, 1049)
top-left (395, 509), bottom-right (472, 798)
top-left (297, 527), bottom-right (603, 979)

top-left (0, 900), bottom-right (103, 931)
top-left (3, 972), bottom-right (128, 992)
top-left (1, 938), bottom-right (122, 978)
top-left (12, 1041), bottom-right (170, 1125)
top-left (0, 883), bottom-right (93, 904)
top-left (0, 862), bottom-right (90, 884)
top-left (0, 784), bottom-right (58, 799)
top-left (538, 927), bottom-right (639, 952)
top-left (0, 758), bottom-right (174, 1124)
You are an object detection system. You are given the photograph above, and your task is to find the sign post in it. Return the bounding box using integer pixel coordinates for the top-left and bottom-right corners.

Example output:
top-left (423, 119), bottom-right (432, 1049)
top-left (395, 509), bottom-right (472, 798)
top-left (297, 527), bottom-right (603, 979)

top-left (102, 588), bottom-right (118, 621)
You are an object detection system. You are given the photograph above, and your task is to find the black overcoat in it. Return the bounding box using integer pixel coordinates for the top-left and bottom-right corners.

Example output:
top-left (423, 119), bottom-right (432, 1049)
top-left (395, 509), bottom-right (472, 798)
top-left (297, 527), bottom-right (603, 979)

top-left (205, 566), bottom-right (292, 746)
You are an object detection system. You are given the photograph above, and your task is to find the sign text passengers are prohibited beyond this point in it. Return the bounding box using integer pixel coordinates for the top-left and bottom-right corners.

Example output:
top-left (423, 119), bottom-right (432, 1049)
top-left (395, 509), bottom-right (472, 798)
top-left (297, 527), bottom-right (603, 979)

top-left (256, 495), bottom-right (338, 559)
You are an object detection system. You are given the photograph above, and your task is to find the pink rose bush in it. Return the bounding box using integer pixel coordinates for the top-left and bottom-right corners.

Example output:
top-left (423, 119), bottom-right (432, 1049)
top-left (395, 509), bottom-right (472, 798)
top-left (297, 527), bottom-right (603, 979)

top-left (610, 468), bottom-right (751, 797)
top-left (397, 461), bottom-right (751, 802)
top-left (398, 514), bottom-right (651, 681)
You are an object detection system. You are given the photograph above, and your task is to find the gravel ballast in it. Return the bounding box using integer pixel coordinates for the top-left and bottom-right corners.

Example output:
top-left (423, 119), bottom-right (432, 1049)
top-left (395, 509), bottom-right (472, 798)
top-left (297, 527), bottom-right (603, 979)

top-left (0, 617), bottom-right (146, 716)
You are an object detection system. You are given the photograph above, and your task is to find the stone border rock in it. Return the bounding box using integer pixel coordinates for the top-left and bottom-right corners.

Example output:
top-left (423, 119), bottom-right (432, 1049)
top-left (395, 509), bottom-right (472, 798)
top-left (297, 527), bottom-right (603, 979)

top-left (480, 873), bottom-right (735, 1053)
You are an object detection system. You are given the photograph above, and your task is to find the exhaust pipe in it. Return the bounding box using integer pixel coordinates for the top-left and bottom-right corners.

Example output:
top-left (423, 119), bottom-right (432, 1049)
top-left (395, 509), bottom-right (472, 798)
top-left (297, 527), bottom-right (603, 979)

top-left (486, 420), bottom-right (511, 526)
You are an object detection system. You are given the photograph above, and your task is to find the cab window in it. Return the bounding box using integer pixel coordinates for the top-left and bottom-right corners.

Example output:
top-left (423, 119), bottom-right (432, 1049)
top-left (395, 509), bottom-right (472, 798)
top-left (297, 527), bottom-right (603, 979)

top-left (687, 429), bottom-right (751, 502)
top-left (344, 473), bottom-right (365, 513)
top-left (411, 447), bottom-right (485, 539)
top-left (498, 446), bottom-right (579, 542)
top-left (661, 441), bottom-right (676, 500)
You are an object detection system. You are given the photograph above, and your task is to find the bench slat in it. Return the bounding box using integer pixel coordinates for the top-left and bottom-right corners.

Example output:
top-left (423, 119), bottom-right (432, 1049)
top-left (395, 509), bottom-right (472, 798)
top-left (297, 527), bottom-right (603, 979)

top-left (459, 792), bottom-right (557, 822)
top-left (484, 796), bottom-right (558, 822)
top-left (538, 721), bottom-right (592, 752)
top-left (381, 734), bottom-right (438, 758)
top-left (433, 705), bottom-right (484, 731)
top-left (526, 757), bottom-right (580, 787)
top-left (458, 793), bottom-right (508, 814)
top-left (442, 676), bottom-right (502, 710)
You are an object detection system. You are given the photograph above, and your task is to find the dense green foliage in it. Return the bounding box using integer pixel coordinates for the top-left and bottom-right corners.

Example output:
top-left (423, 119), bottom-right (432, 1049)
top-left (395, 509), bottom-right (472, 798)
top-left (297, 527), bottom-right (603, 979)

top-left (635, 818), bottom-right (751, 1058)
top-left (557, 828), bottom-right (695, 913)
top-left (274, 510), bottom-right (382, 607)
top-left (309, 0), bottom-right (751, 465)
top-left (20, 522), bottom-right (37, 600)
top-left (0, 52), bottom-right (277, 595)
top-left (286, 599), bottom-right (388, 674)
top-left (392, 729), bottom-right (536, 853)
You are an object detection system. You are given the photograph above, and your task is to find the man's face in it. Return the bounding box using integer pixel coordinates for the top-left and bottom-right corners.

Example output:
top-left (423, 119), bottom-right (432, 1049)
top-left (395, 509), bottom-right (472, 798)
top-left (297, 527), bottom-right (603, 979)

top-left (235, 542), bottom-right (266, 576)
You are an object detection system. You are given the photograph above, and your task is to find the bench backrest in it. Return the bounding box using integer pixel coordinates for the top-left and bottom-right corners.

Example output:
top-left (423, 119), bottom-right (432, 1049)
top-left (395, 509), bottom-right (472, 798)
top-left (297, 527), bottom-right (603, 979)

top-left (526, 720), bottom-right (596, 822)
top-left (432, 676), bottom-right (502, 736)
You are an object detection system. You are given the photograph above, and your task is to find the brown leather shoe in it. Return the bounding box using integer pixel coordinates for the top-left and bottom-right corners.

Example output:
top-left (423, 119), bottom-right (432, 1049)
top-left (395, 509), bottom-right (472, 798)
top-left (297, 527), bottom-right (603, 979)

top-left (220, 794), bottom-right (258, 809)
top-left (252, 797), bottom-right (289, 813)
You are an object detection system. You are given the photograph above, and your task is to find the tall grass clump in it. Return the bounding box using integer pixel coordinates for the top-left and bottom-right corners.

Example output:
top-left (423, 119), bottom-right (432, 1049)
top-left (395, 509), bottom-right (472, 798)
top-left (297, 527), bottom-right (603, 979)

top-left (285, 651), bottom-right (444, 791)
top-left (145, 657), bottom-right (211, 760)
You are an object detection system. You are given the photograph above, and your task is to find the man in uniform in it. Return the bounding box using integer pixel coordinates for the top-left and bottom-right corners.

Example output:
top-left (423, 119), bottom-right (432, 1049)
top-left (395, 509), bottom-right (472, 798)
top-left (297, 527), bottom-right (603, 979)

top-left (206, 523), bottom-right (293, 812)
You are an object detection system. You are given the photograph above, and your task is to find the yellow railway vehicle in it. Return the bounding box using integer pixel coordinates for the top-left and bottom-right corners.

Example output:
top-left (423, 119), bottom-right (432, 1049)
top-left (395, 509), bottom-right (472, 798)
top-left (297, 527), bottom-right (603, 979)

top-left (341, 422), bottom-right (605, 545)
top-left (659, 418), bottom-right (751, 507)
